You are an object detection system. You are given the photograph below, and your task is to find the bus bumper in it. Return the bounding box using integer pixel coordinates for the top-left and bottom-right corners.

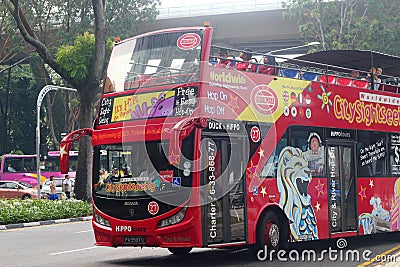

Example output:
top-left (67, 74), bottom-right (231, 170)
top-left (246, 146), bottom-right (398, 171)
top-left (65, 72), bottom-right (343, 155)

top-left (92, 206), bottom-right (202, 248)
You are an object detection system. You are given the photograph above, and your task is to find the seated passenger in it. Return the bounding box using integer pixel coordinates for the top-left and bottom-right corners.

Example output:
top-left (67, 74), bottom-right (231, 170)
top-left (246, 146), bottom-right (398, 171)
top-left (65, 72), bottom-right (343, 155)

top-left (376, 67), bottom-right (383, 84)
top-left (215, 48), bottom-right (233, 69)
top-left (350, 70), bottom-right (359, 79)
top-left (236, 48), bottom-right (256, 72)
top-left (7, 164), bottom-right (16, 172)
top-left (258, 53), bottom-right (275, 75)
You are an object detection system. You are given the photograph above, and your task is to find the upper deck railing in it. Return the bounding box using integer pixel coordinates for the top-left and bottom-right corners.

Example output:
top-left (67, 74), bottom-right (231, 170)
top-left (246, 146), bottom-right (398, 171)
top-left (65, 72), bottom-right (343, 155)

top-left (158, 0), bottom-right (284, 19)
top-left (210, 46), bottom-right (400, 93)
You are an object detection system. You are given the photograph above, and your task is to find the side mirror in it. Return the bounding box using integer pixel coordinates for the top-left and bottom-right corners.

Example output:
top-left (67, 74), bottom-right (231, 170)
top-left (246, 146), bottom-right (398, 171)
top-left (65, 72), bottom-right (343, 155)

top-left (60, 128), bottom-right (92, 174)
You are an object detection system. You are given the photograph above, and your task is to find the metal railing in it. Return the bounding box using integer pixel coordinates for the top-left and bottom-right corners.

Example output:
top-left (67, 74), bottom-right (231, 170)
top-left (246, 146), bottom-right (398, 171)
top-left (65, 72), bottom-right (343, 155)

top-left (158, 0), bottom-right (286, 19)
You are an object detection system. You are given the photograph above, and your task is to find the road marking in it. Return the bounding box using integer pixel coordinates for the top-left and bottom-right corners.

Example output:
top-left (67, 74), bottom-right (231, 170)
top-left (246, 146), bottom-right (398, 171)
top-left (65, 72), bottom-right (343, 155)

top-left (74, 229), bottom-right (93, 234)
top-left (50, 246), bottom-right (98, 255)
top-left (358, 244), bottom-right (400, 267)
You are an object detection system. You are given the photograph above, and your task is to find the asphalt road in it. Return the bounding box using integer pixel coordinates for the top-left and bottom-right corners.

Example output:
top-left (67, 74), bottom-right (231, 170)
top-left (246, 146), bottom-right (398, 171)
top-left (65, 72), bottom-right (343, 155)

top-left (0, 221), bottom-right (399, 267)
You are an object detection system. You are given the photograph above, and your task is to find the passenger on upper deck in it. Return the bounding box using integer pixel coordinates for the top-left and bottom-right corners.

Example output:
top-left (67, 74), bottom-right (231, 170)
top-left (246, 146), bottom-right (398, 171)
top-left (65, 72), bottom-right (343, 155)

top-left (377, 67), bottom-right (383, 77)
top-left (258, 53), bottom-right (275, 75)
top-left (376, 67), bottom-right (383, 82)
top-left (367, 67), bottom-right (376, 82)
top-left (367, 67), bottom-right (380, 90)
top-left (350, 70), bottom-right (360, 79)
top-left (215, 48), bottom-right (233, 69)
top-left (236, 48), bottom-right (256, 72)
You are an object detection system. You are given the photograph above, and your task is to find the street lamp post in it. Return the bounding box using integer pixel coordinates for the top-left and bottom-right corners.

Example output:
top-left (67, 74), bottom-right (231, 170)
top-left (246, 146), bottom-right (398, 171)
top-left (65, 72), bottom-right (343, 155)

top-left (36, 85), bottom-right (77, 197)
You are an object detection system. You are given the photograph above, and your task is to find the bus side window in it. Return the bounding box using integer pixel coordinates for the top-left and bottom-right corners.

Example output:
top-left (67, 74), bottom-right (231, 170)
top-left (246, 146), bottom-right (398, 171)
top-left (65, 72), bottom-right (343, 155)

top-left (290, 126), bottom-right (324, 177)
top-left (389, 133), bottom-right (400, 176)
top-left (357, 131), bottom-right (387, 177)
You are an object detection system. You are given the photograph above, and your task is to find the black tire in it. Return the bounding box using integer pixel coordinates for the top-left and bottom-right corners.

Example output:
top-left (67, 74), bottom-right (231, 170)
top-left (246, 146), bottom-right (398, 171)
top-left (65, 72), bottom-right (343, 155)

top-left (22, 194), bottom-right (31, 200)
top-left (168, 247), bottom-right (192, 255)
top-left (251, 212), bottom-right (288, 259)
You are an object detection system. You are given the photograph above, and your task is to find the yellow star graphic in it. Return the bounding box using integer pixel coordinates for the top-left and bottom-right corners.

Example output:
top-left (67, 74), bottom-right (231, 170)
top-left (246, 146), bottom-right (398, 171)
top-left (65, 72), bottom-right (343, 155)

top-left (315, 179), bottom-right (325, 197)
top-left (369, 179), bottom-right (374, 189)
top-left (359, 186), bottom-right (367, 201)
top-left (246, 160), bottom-right (257, 179)
top-left (258, 148), bottom-right (265, 158)
top-left (228, 93), bottom-right (239, 110)
top-left (169, 151), bottom-right (180, 166)
top-left (260, 186), bottom-right (267, 197)
top-left (315, 202), bottom-right (321, 211)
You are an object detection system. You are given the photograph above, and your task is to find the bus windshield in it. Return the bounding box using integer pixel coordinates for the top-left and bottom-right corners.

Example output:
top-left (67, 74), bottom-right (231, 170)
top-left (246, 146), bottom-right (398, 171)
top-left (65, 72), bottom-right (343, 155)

top-left (105, 30), bottom-right (203, 92)
top-left (94, 140), bottom-right (191, 198)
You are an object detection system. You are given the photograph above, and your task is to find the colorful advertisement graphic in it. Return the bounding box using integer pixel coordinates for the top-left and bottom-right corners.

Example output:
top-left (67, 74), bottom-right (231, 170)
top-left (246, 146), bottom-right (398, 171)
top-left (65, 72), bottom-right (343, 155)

top-left (98, 87), bottom-right (198, 125)
top-left (358, 178), bottom-right (400, 235)
top-left (201, 66), bottom-right (310, 123)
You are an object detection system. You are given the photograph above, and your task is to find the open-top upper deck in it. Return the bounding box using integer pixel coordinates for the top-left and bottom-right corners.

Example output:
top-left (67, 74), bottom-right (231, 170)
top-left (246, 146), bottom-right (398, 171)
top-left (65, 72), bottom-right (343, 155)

top-left (96, 26), bottom-right (400, 139)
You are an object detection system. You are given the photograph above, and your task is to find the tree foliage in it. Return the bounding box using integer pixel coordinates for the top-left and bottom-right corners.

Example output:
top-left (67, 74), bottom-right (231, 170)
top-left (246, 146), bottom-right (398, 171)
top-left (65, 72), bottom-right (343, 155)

top-left (105, 0), bottom-right (160, 39)
top-left (3, 0), bottom-right (159, 200)
top-left (283, 0), bottom-right (400, 55)
top-left (56, 32), bottom-right (113, 84)
top-left (0, 64), bottom-right (36, 154)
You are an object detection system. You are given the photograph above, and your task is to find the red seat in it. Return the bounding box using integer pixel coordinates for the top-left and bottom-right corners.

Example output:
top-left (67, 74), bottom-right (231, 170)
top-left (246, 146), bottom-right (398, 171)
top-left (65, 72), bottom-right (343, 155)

top-left (320, 75), bottom-right (336, 84)
top-left (353, 79), bottom-right (369, 89)
top-left (383, 84), bottom-right (398, 93)
top-left (337, 77), bottom-right (353, 86)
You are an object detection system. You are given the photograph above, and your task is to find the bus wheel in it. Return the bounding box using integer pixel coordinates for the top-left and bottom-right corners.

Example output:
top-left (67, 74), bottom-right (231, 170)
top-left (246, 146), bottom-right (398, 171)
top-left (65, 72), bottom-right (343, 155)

top-left (22, 194), bottom-right (31, 200)
top-left (257, 212), bottom-right (287, 251)
top-left (168, 247), bottom-right (192, 255)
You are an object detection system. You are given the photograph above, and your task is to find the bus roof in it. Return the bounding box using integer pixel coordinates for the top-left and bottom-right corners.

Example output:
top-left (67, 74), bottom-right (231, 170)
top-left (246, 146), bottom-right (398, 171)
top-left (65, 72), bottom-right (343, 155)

top-left (2, 154), bottom-right (35, 158)
top-left (118, 26), bottom-right (208, 44)
top-left (3, 151), bottom-right (79, 158)
top-left (291, 50), bottom-right (400, 77)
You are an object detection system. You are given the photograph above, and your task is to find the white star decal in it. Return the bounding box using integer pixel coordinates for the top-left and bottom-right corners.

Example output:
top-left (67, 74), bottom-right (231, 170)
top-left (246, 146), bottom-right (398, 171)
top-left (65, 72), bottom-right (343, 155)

top-left (60, 145), bottom-right (68, 155)
top-left (260, 186), bottom-right (267, 197)
top-left (258, 148), bottom-right (264, 158)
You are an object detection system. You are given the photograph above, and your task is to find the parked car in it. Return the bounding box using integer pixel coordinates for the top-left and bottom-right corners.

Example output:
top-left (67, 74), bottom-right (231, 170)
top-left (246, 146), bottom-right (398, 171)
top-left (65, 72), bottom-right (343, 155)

top-left (0, 180), bottom-right (47, 200)
top-left (42, 177), bottom-right (75, 198)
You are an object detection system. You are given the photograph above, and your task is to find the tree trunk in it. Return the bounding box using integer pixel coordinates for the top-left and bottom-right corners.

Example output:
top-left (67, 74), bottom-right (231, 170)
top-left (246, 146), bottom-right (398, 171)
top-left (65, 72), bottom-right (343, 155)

top-left (74, 85), bottom-right (96, 201)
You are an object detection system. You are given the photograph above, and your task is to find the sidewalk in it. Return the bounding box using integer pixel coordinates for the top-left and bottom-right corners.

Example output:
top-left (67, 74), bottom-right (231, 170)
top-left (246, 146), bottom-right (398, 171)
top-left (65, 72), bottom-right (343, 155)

top-left (0, 216), bottom-right (92, 230)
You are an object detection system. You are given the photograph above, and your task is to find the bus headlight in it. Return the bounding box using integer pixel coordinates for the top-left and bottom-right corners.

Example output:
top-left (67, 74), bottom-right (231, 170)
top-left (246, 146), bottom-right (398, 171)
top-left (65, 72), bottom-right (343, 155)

top-left (94, 209), bottom-right (110, 227)
top-left (158, 207), bottom-right (187, 228)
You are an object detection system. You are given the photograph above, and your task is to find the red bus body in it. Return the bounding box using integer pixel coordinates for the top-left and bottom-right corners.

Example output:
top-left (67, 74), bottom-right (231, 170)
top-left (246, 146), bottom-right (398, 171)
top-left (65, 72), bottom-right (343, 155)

top-left (61, 25), bottom-right (400, 254)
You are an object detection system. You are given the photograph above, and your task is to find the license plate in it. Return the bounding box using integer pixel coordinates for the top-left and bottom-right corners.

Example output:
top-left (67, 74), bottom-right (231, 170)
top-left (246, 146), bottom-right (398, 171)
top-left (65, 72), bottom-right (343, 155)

top-left (124, 236), bottom-right (146, 244)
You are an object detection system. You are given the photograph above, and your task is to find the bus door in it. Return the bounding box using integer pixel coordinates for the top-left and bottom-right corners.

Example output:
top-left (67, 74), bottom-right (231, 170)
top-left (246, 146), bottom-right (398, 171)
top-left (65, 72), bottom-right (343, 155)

top-left (326, 142), bottom-right (357, 234)
top-left (201, 134), bottom-right (247, 246)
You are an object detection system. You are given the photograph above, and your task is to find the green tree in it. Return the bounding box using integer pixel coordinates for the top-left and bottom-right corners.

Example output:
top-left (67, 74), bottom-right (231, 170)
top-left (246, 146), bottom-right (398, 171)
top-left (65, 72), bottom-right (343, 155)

top-left (0, 3), bottom-right (32, 154)
top-left (3, 0), bottom-right (159, 200)
top-left (283, 0), bottom-right (400, 55)
top-left (0, 64), bottom-right (36, 154)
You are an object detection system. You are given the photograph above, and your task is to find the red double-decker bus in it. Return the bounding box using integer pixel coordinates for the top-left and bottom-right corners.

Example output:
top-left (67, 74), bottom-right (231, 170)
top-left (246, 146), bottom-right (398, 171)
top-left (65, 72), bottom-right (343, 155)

top-left (60, 24), bottom-right (400, 256)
